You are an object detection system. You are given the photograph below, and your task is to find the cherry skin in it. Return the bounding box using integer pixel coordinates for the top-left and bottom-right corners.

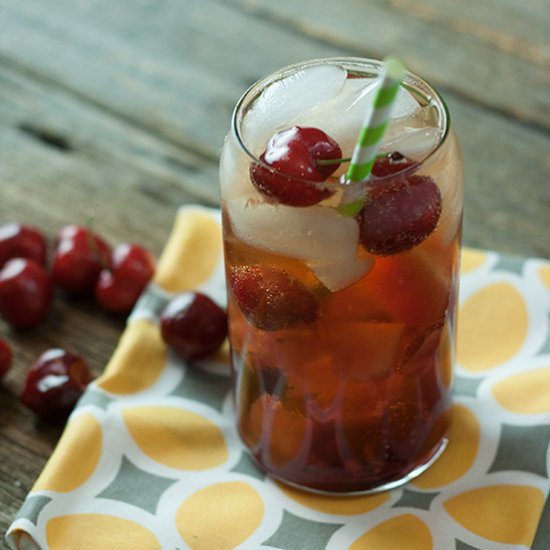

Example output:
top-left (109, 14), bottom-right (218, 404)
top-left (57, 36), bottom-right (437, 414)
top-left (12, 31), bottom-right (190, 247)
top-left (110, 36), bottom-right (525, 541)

top-left (51, 225), bottom-right (111, 296)
top-left (0, 223), bottom-right (48, 268)
top-left (0, 258), bottom-right (53, 329)
top-left (371, 151), bottom-right (417, 177)
top-left (250, 126), bottom-right (342, 207)
top-left (0, 337), bottom-right (12, 379)
top-left (160, 292), bottom-right (227, 360)
top-left (358, 172), bottom-right (442, 255)
top-left (21, 349), bottom-right (92, 424)
top-left (95, 243), bottom-right (155, 315)
top-left (230, 265), bottom-right (318, 331)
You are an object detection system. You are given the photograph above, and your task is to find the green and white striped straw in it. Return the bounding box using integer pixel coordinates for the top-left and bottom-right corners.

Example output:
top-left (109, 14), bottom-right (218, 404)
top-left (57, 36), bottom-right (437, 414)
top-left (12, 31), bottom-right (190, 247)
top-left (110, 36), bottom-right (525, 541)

top-left (340, 56), bottom-right (406, 217)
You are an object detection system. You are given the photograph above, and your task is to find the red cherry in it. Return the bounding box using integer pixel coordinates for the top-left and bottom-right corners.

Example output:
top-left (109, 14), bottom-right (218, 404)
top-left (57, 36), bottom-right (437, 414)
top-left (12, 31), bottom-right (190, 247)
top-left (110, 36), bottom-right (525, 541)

top-left (95, 243), bottom-right (155, 314)
top-left (230, 265), bottom-right (318, 331)
top-left (51, 225), bottom-right (111, 295)
top-left (250, 126), bottom-right (342, 207)
top-left (358, 174), bottom-right (442, 255)
top-left (0, 223), bottom-right (47, 268)
top-left (0, 337), bottom-right (12, 379)
top-left (0, 259), bottom-right (53, 329)
top-left (21, 348), bottom-right (91, 423)
top-left (160, 292), bottom-right (227, 360)
top-left (371, 151), bottom-right (417, 177)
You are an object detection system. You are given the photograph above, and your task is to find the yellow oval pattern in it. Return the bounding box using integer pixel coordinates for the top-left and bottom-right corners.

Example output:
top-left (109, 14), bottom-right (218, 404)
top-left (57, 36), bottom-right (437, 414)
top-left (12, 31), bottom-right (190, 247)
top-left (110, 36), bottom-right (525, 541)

top-left (46, 514), bottom-right (161, 550)
top-left (492, 367), bottom-right (550, 414)
top-left (277, 482), bottom-right (389, 515)
top-left (123, 406), bottom-right (227, 470)
top-left (460, 249), bottom-right (488, 275)
top-left (413, 405), bottom-right (479, 489)
top-left (34, 413), bottom-right (102, 492)
top-left (457, 283), bottom-right (527, 372)
top-left (539, 265), bottom-right (550, 292)
top-left (176, 481), bottom-right (263, 550)
top-left (349, 514), bottom-right (432, 550)
top-left (154, 208), bottom-right (222, 293)
top-left (444, 485), bottom-right (545, 546)
top-left (98, 319), bottom-right (167, 395)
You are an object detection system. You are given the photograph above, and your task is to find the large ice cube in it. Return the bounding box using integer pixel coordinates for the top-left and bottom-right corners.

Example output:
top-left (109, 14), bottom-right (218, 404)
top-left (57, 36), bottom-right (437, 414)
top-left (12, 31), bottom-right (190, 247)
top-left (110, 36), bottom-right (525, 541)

top-left (290, 77), bottom-right (421, 156)
top-left (381, 105), bottom-right (442, 160)
top-left (226, 193), bottom-right (373, 291)
top-left (307, 256), bottom-right (373, 292)
top-left (242, 64), bottom-right (347, 153)
top-left (219, 134), bottom-right (251, 196)
top-left (226, 198), bottom-right (358, 263)
top-left (381, 126), bottom-right (442, 161)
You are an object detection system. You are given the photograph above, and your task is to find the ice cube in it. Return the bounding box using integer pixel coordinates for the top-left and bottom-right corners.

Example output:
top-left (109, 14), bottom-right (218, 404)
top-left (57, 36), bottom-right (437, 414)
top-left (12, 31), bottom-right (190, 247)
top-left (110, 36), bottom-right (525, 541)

top-left (226, 196), bottom-right (360, 264)
top-left (242, 64), bottom-right (347, 153)
top-left (308, 256), bottom-right (373, 292)
top-left (289, 77), bottom-right (421, 156)
top-left (219, 134), bottom-right (251, 196)
top-left (381, 126), bottom-right (442, 161)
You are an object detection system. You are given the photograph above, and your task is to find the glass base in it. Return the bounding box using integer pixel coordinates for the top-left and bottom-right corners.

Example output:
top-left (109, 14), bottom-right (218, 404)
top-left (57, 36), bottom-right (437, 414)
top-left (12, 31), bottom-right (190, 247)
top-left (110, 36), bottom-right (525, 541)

top-left (267, 436), bottom-right (449, 496)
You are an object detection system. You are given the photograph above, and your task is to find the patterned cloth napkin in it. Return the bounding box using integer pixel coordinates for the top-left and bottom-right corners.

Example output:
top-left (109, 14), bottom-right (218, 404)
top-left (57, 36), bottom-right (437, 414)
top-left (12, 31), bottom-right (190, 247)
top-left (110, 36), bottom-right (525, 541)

top-left (6, 205), bottom-right (550, 550)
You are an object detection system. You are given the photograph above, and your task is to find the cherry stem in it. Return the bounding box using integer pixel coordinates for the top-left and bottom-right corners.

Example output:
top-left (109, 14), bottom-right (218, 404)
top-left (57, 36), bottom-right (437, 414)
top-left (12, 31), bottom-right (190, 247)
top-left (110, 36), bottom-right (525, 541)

top-left (316, 157), bottom-right (351, 166)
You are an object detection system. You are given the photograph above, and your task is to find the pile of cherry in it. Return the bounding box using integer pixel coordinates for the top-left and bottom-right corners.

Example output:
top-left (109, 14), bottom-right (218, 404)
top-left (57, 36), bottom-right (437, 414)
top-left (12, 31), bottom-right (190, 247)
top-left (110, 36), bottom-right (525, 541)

top-left (0, 223), bottom-right (227, 424)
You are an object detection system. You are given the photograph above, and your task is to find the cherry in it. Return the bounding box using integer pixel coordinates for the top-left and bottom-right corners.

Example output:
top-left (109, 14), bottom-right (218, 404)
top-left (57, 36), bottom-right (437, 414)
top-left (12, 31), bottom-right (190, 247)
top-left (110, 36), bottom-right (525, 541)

top-left (95, 243), bottom-right (155, 315)
top-left (250, 126), bottom-right (342, 207)
top-left (160, 292), bottom-right (227, 360)
top-left (230, 265), bottom-right (318, 331)
top-left (21, 348), bottom-right (92, 423)
top-left (358, 173), bottom-right (442, 256)
top-left (0, 259), bottom-right (53, 329)
top-left (371, 151), bottom-right (417, 177)
top-left (0, 223), bottom-right (47, 268)
top-left (0, 337), bottom-right (12, 379)
top-left (51, 225), bottom-right (111, 295)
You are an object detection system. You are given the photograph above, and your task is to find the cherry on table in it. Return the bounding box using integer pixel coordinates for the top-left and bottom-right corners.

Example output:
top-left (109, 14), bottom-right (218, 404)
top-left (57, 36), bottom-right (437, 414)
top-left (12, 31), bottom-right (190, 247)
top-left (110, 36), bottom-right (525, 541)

top-left (0, 337), bottom-right (12, 379)
top-left (0, 223), bottom-right (47, 268)
top-left (250, 126), bottom-right (342, 207)
top-left (21, 348), bottom-right (92, 424)
top-left (0, 258), bottom-right (53, 329)
top-left (51, 225), bottom-right (111, 295)
top-left (230, 265), bottom-right (318, 331)
top-left (160, 292), bottom-right (227, 361)
top-left (95, 243), bottom-right (155, 315)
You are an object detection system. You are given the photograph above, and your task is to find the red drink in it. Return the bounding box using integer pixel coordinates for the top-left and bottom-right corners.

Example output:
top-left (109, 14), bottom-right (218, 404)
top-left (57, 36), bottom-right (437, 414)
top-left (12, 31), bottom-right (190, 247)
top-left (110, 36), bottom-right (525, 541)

top-left (220, 58), bottom-right (463, 493)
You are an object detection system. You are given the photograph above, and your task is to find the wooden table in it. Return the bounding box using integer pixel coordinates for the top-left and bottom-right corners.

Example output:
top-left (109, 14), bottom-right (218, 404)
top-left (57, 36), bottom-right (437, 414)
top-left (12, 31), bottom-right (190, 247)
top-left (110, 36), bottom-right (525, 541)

top-left (1, 0), bottom-right (549, 545)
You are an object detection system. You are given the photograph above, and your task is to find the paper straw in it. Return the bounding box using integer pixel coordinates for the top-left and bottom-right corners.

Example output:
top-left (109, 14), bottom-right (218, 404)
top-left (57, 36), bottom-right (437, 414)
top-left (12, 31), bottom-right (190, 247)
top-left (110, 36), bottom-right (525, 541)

top-left (339, 57), bottom-right (406, 216)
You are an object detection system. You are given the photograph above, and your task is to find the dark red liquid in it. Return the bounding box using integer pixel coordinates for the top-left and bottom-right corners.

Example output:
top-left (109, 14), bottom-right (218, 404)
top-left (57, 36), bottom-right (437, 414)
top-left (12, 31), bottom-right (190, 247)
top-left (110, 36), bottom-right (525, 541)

top-left (224, 211), bottom-right (460, 493)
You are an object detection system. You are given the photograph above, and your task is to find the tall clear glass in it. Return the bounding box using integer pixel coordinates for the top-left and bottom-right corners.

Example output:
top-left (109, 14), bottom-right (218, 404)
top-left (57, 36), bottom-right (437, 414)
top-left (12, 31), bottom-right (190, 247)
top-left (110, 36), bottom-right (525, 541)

top-left (220, 58), bottom-right (463, 493)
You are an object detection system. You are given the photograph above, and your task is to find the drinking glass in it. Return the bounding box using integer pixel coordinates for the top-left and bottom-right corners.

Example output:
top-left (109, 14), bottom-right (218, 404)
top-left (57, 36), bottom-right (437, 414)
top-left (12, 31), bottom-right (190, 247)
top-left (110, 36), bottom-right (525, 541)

top-left (220, 58), bottom-right (463, 493)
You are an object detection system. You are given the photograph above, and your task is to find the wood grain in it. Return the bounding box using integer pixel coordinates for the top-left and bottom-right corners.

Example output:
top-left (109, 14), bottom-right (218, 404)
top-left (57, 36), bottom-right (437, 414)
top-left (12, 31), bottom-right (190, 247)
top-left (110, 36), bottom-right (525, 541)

top-left (223, 0), bottom-right (550, 130)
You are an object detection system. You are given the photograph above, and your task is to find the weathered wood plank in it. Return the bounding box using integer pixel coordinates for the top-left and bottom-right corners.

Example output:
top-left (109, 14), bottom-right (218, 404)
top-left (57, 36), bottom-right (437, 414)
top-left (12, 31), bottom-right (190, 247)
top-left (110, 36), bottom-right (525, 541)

top-left (0, 0), bottom-right (550, 257)
top-left (222, 0), bottom-right (550, 131)
top-left (0, 0), bottom-right (341, 156)
top-left (0, 66), bottom-right (220, 239)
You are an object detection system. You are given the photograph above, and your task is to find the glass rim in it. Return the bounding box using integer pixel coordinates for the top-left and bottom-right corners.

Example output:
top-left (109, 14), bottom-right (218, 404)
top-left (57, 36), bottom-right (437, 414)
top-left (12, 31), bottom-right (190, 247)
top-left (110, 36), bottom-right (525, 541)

top-left (231, 56), bottom-right (451, 185)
